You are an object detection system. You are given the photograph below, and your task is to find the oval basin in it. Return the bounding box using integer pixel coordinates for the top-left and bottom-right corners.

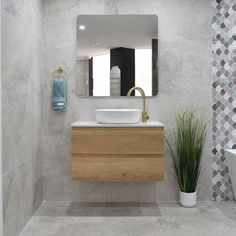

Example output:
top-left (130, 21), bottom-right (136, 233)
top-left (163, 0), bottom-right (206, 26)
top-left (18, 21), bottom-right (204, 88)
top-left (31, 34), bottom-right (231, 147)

top-left (95, 109), bottom-right (141, 124)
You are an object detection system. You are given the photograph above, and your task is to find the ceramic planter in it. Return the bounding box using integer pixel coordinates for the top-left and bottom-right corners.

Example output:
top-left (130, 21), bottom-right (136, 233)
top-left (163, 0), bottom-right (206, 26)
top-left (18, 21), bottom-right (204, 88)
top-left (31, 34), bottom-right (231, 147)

top-left (179, 191), bottom-right (197, 208)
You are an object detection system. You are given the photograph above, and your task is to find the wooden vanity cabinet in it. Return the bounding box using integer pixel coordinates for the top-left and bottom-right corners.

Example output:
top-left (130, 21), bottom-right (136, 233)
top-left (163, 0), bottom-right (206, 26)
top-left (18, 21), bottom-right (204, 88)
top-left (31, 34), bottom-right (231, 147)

top-left (71, 127), bottom-right (164, 181)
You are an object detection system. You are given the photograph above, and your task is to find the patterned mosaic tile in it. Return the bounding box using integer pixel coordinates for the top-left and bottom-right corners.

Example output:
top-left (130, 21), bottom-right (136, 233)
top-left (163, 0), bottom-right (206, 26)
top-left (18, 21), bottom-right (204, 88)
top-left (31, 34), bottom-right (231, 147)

top-left (212, 0), bottom-right (236, 201)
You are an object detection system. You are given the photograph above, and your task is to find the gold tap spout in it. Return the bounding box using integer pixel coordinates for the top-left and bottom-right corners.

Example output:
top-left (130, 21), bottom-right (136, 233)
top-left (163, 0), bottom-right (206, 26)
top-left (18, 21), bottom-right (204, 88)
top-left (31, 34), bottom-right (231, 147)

top-left (127, 87), bottom-right (149, 122)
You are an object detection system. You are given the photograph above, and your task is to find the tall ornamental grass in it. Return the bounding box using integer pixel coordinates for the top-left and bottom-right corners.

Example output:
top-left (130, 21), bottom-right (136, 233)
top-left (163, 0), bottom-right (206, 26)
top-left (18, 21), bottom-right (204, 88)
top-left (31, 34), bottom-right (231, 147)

top-left (167, 109), bottom-right (209, 193)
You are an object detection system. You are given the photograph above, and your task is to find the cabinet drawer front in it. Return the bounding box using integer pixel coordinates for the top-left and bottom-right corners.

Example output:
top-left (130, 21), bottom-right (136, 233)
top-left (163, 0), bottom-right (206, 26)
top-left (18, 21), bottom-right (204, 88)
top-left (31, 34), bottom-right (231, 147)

top-left (73, 154), bottom-right (163, 159)
top-left (72, 128), bottom-right (164, 155)
top-left (72, 156), bottom-right (164, 181)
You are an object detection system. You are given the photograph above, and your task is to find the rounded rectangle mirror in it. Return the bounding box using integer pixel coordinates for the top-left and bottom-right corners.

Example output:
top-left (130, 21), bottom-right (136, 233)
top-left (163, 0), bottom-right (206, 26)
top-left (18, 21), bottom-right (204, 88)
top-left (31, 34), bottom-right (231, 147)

top-left (76, 15), bottom-right (158, 97)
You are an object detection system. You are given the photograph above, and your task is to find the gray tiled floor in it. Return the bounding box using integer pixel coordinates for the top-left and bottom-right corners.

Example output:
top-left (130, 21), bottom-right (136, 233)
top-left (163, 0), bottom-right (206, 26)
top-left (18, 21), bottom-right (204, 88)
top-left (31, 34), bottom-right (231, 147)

top-left (20, 201), bottom-right (236, 236)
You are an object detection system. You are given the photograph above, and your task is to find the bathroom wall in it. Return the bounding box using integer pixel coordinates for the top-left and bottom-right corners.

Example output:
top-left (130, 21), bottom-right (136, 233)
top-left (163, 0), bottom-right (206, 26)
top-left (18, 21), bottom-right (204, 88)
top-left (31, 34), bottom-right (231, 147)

top-left (1, 0), bottom-right (43, 235)
top-left (0, 0), bottom-right (3, 234)
top-left (212, 0), bottom-right (236, 201)
top-left (42, 0), bottom-right (212, 202)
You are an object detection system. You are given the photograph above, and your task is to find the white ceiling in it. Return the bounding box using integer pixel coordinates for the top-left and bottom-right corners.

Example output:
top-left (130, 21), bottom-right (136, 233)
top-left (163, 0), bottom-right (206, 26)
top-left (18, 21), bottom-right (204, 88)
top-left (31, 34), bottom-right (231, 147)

top-left (77, 15), bottom-right (158, 59)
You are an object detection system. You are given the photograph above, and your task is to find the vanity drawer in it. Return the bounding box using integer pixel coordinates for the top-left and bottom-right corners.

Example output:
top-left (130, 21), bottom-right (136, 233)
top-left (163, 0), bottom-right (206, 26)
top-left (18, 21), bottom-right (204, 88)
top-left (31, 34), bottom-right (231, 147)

top-left (72, 127), bottom-right (164, 155)
top-left (72, 154), bottom-right (163, 159)
top-left (72, 155), bottom-right (164, 181)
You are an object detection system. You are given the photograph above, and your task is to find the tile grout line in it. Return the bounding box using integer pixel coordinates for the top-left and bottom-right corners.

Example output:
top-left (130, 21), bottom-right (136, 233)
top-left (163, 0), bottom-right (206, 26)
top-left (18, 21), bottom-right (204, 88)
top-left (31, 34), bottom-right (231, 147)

top-left (2, 150), bottom-right (40, 177)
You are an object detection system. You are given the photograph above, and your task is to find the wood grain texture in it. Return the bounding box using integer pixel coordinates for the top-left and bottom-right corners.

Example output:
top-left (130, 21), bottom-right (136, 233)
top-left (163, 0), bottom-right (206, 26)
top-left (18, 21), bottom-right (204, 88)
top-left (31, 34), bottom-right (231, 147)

top-left (72, 127), bottom-right (164, 155)
top-left (72, 156), bottom-right (164, 181)
top-left (73, 154), bottom-right (163, 159)
top-left (71, 127), bottom-right (164, 181)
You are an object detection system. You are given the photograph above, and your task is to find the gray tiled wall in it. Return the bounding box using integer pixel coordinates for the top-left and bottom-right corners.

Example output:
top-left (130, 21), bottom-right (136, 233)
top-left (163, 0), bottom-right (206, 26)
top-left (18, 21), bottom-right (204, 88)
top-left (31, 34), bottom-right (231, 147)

top-left (1, 1), bottom-right (223, 235)
top-left (212, 0), bottom-right (236, 201)
top-left (42, 0), bottom-right (212, 202)
top-left (1, 0), bottom-right (43, 235)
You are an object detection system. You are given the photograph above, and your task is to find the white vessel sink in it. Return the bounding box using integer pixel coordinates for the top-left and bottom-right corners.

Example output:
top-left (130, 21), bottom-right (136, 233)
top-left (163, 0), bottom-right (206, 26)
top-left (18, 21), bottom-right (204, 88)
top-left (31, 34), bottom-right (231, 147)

top-left (95, 109), bottom-right (141, 124)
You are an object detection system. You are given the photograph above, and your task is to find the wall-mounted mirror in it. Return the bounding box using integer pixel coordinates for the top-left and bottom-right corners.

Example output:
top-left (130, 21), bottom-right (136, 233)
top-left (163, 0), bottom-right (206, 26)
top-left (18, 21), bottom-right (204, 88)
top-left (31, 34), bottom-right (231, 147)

top-left (76, 15), bottom-right (158, 97)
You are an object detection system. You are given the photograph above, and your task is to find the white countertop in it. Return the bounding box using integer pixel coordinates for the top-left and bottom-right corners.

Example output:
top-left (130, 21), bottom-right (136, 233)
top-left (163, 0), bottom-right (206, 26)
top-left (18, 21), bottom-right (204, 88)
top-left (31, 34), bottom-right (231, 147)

top-left (71, 121), bottom-right (165, 128)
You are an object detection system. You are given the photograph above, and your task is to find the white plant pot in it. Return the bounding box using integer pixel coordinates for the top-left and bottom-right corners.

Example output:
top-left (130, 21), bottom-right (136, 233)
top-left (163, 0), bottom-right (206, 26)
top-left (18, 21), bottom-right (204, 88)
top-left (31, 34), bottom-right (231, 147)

top-left (179, 191), bottom-right (197, 208)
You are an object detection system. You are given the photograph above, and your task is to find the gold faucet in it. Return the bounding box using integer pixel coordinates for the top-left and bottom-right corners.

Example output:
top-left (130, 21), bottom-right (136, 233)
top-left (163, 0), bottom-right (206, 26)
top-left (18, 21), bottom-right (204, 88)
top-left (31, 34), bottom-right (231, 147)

top-left (127, 87), bottom-right (149, 122)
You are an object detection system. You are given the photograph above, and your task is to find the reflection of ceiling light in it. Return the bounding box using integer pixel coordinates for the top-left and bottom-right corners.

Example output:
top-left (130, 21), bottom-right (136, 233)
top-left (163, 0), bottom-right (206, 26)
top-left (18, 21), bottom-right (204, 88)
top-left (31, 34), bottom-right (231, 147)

top-left (94, 42), bottom-right (99, 46)
top-left (79, 25), bottom-right (86, 30)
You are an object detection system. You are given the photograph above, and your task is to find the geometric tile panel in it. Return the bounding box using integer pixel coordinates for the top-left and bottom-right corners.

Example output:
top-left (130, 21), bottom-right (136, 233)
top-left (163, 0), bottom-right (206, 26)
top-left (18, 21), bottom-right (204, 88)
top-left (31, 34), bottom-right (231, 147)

top-left (212, 0), bottom-right (236, 200)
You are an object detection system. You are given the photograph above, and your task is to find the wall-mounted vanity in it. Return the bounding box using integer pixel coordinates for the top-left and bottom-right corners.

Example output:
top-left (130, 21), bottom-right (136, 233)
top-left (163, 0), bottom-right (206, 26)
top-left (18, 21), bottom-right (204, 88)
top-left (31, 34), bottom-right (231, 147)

top-left (71, 121), bottom-right (164, 181)
top-left (72, 14), bottom-right (163, 181)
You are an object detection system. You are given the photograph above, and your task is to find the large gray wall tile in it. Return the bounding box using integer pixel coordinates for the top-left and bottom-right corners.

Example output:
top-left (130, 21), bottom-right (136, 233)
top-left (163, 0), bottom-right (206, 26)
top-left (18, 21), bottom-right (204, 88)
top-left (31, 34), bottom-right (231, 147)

top-left (2, 1), bottom-right (42, 173)
top-left (42, 0), bottom-right (212, 202)
top-left (2, 0), bottom-right (43, 235)
top-left (3, 152), bottom-right (43, 236)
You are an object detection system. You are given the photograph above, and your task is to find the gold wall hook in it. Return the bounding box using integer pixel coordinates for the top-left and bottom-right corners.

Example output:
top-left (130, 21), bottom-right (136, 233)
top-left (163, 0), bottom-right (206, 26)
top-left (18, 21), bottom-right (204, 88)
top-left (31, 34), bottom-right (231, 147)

top-left (57, 67), bottom-right (64, 74)
top-left (51, 67), bottom-right (68, 80)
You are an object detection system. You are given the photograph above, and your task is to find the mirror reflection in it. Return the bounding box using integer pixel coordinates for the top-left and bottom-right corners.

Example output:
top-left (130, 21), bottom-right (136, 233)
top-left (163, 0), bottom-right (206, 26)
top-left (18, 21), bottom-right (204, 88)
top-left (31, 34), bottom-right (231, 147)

top-left (76, 15), bottom-right (158, 97)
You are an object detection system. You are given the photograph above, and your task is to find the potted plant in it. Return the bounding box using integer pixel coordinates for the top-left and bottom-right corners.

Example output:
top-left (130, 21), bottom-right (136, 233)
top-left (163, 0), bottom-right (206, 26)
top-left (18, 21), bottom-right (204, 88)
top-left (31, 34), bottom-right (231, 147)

top-left (166, 108), bottom-right (209, 207)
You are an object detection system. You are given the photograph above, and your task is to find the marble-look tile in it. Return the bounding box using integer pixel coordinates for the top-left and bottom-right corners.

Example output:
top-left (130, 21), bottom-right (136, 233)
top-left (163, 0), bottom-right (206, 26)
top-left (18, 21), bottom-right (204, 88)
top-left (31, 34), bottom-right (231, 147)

top-left (20, 202), bottom-right (236, 236)
top-left (214, 202), bottom-right (236, 220)
top-left (104, 0), bottom-right (211, 42)
top-left (35, 201), bottom-right (71, 217)
top-left (42, 0), bottom-right (105, 17)
top-left (36, 202), bottom-right (160, 217)
top-left (2, 0), bottom-right (43, 235)
top-left (3, 0), bottom-right (42, 33)
top-left (2, 0), bottom-right (42, 173)
top-left (2, 6), bottom-right (42, 94)
top-left (3, 152), bottom-right (43, 236)
top-left (104, 0), bottom-right (120, 14)
top-left (2, 92), bottom-right (42, 173)
top-left (41, 0), bottom-right (212, 203)
top-left (32, 150), bottom-right (44, 212)
top-left (159, 41), bottom-right (211, 96)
